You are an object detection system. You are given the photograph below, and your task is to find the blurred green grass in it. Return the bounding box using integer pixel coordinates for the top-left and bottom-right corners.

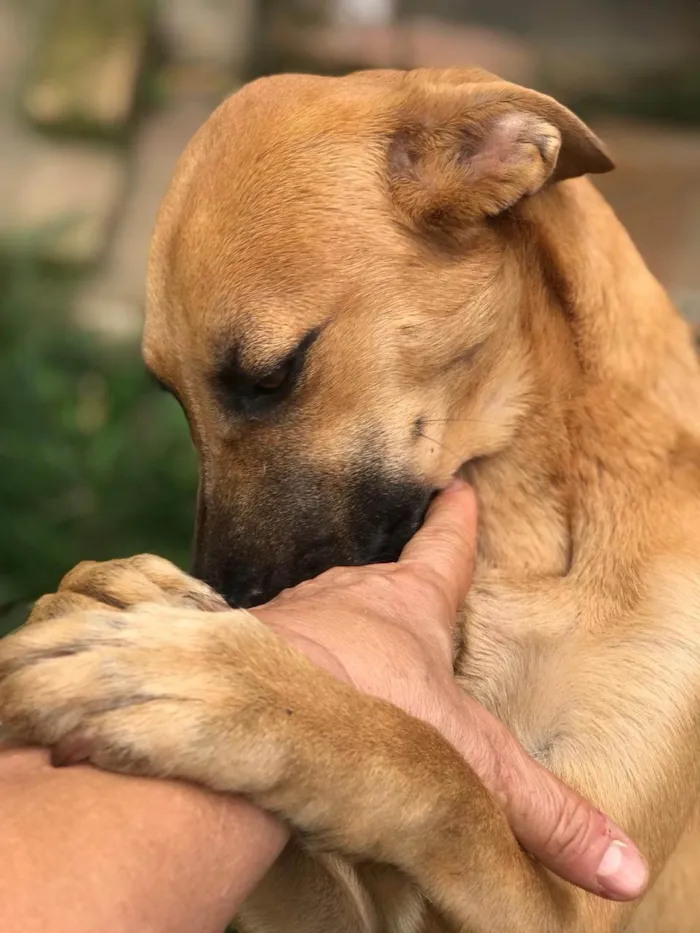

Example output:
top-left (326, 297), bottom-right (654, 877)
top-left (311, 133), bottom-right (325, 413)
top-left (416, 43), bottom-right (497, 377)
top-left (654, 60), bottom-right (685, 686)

top-left (0, 240), bottom-right (239, 927)
top-left (0, 244), bottom-right (197, 635)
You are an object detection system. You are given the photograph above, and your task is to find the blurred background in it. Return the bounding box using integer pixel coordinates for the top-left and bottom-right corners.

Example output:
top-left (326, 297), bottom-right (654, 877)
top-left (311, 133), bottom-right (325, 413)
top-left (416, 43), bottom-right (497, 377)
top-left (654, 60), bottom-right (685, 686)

top-left (1, 0), bottom-right (699, 634)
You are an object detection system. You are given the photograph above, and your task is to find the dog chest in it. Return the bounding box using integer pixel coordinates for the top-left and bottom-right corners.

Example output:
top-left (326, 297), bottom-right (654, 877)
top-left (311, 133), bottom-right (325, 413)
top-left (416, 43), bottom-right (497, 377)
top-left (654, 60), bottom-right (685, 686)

top-left (457, 582), bottom-right (580, 763)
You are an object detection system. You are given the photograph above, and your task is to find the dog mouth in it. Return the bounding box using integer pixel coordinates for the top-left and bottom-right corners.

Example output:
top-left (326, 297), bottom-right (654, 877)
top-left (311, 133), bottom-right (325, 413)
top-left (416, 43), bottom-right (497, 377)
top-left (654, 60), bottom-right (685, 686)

top-left (361, 486), bottom-right (437, 564)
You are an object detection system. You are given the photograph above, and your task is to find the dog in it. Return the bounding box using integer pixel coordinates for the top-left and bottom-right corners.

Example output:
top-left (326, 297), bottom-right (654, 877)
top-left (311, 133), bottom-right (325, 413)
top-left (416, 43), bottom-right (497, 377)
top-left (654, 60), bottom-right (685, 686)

top-left (1, 67), bottom-right (700, 933)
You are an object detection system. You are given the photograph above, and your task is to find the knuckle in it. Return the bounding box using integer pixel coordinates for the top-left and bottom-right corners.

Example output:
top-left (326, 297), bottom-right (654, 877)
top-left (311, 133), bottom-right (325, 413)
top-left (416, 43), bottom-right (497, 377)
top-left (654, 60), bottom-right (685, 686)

top-left (320, 567), bottom-right (350, 585)
top-left (365, 571), bottom-right (411, 609)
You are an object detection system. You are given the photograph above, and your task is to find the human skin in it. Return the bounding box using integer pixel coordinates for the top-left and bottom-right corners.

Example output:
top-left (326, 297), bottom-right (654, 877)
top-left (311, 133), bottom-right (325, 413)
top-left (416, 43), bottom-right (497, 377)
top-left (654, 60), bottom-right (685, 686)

top-left (0, 483), bottom-right (646, 933)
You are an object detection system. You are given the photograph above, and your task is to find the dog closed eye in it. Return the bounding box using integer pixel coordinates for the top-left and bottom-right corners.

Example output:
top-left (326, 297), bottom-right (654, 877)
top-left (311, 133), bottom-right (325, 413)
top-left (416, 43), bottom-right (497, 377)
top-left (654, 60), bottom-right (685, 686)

top-left (254, 359), bottom-right (295, 393)
top-left (212, 326), bottom-right (322, 419)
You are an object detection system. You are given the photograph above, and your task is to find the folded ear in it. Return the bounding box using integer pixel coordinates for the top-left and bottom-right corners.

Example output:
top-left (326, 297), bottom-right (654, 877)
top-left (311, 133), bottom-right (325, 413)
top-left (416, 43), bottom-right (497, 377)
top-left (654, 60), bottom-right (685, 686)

top-left (386, 77), bottom-right (613, 238)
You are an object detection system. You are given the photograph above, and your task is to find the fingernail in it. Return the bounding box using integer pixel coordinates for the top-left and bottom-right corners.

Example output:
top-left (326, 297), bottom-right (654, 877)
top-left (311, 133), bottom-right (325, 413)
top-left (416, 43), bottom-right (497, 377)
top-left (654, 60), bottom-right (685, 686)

top-left (596, 840), bottom-right (648, 900)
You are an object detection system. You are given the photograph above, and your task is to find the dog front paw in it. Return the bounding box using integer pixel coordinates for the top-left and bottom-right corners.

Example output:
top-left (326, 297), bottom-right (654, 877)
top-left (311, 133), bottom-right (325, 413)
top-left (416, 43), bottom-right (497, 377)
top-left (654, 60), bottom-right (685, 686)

top-left (27, 554), bottom-right (228, 625)
top-left (0, 598), bottom-right (511, 925)
top-left (0, 604), bottom-right (289, 790)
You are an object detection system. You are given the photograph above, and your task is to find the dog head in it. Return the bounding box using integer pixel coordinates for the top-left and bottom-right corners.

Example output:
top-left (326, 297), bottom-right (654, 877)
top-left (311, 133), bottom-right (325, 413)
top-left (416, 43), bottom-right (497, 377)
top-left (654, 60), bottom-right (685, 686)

top-left (143, 68), bottom-right (613, 607)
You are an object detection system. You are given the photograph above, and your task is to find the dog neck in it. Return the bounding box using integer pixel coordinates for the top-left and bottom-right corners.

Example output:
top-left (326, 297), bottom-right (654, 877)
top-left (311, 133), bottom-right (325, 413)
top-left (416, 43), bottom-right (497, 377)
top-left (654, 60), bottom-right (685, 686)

top-left (463, 179), bottom-right (700, 581)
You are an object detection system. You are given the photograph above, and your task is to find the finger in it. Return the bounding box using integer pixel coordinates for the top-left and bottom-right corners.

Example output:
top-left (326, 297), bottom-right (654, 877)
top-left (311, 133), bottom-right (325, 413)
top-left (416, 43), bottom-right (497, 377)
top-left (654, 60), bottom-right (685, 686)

top-left (504, 744), bottom-right (648, 900)
top-left (399, 479), bottom-right (477, 617)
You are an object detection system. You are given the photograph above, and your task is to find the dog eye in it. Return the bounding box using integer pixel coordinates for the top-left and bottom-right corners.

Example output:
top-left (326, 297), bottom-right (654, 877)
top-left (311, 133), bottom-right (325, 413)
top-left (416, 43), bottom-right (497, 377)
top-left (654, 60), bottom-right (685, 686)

top-left (253, 358), bottom-right (295, 395)
top-left (213, 326), bottom-right (323, 419)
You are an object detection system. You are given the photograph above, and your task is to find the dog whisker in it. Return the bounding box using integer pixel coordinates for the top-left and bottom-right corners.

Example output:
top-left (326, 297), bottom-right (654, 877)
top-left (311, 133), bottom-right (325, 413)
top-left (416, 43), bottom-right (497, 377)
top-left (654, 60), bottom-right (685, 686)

top-left (420, 417), bottom-right (499, 426)
top-left (416, 429), bottom-right (462, 462)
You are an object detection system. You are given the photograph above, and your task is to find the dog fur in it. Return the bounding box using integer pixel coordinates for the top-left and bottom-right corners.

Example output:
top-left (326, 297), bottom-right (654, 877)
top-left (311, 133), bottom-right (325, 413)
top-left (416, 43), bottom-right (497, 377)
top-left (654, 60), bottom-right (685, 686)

top-left (2, 68), bottom-right (700, 932)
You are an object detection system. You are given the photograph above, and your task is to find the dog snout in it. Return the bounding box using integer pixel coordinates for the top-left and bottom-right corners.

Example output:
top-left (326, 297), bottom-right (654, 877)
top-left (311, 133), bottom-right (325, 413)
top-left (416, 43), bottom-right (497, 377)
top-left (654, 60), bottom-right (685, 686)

top-left (191, 472), bottom-right (434, 609)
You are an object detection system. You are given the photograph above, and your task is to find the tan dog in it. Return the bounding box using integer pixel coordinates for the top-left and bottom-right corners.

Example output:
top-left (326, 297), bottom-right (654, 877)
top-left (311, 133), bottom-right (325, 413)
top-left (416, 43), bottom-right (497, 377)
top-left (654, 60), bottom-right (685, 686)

top-left (2, 67), bottom-right (700, 933)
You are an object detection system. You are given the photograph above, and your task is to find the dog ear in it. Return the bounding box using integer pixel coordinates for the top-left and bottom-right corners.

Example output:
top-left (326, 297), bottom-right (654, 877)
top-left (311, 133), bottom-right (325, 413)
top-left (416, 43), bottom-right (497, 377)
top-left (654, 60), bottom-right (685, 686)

top-left (386, 78), bottom-right (613, 236)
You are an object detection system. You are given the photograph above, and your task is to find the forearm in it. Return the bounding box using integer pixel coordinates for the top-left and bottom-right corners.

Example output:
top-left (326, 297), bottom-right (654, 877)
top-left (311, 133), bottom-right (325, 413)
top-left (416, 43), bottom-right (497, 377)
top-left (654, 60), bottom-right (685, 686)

top-left (0, 747), bottom-right (288, 933)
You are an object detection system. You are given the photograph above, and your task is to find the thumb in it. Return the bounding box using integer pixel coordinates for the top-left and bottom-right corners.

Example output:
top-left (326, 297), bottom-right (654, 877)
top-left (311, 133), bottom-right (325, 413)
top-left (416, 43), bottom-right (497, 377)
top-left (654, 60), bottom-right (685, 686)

top-left (505, 748), bottom-right (648, 900)
top-left (399, 478), bottom-right (477, 619)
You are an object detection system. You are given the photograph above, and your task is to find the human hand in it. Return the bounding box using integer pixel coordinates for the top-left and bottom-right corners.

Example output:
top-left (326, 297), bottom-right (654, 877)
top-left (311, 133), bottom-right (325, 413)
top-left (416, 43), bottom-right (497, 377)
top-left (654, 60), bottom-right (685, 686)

top-left (254, 480), bottom-right (648, 901)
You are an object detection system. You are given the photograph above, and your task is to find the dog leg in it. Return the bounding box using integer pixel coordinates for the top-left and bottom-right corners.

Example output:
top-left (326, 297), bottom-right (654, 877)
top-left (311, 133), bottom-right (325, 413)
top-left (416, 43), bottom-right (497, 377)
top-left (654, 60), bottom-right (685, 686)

top-left (23, 558), bottom-right (392, 933)
top-left (5, 558), bottom-right (676, 933)
top-left (239, 845), bottom-right (387, 933)
top-left (241, 850), bottom-right (430, 933)
top-left (0, 599), bottom-right (577, 933)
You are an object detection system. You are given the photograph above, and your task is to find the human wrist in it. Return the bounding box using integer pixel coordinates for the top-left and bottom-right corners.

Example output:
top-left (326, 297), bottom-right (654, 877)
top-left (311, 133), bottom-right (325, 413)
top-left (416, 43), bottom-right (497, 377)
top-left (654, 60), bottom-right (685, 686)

top-left (0, 747), bottom-right (290, 933)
